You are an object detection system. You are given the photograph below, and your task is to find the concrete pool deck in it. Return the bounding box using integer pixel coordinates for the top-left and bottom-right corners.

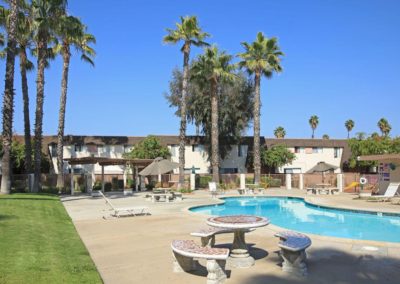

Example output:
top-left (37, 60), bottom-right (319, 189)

top-left (62, 189), bottom-right (400, 284)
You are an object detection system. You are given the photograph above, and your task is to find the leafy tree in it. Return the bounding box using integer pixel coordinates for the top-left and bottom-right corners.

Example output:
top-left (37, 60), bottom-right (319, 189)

top-left (31, 0), bottom-right (66, 192)
top-left (55, 14), bottom-right (95, 189)
top-left (371, 132), bottom-right (380, 139)
top-left (274, 126), bottom-right (286, 138)
top-left (163, 16), bottom-right (209, 189)
top-left (190, 46), bottom-right (236, 183)
top-left (0, 0), bottom-right (18, 194)
top-left (345, 119), bottom-right (354, 139)
top-left (165, 68), bottom-right (254, 161)
top-left (322, 134), bottom-right (329, 139)
top-left (355, 132), bottom-right (366, 140)
top-left (260, 144), bottom-right (295, 173)
top-left (238, 32), bottom-right (284, 185)
top-left (124, 136), bottom-right (170, 159)
top-left (347, 136), bottom-right (400, 171)
top-left (309, 115), bottom-right (319, 139)
top-left (378, 118), bottom-right (391, 137)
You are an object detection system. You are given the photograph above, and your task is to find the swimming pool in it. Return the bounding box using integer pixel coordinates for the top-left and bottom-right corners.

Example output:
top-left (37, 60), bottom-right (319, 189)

top-left (190, 197), bottom-right (400, 243)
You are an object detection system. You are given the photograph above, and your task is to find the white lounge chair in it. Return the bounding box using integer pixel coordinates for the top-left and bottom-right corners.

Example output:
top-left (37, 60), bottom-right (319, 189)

top-left (208, 182), bottom-right (219, 198)
top-left (99, 191), bottom-right (149, 217)
top-left (368, 182), bottom-right (400, 202)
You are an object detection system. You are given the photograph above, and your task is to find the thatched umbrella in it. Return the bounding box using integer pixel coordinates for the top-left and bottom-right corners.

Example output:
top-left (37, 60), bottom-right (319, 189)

top-left (139, 157), bottom-right (179, 177)
top-left (307, 161), bottom-right (338, 184)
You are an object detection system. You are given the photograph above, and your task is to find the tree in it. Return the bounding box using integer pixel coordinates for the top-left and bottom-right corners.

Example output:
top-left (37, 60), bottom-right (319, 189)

top-left (0, 1), bottom-right (33, 174)
top-left (55, 15), bottom-right (95, 189)
top-left (261, 144), bottom-right (295, 173)
top-left (322, 134), bottom-right (329, 140)
top-left (31, 0), bottom-right (66, 192)
top-left (355, 132), bottom-right (366, 141)
top-left (165, 68), bottom-right (254, 160)
top-left (345, 119), bottom-right (354, 139)
top-left (371, 132), bottom-right (380, 139)
top-left (123, 136), bottom-right (170, 159)
top-left (378, 118), bottom-right (391, 137)
top-left (191, 46), bottom-right (236, 183)
top-left (0, 0), bottom-right (18, 194)
top-left (163, 16), bottom-right (209, 189)
top-left (238, 32), bottom-right (284, 185)
top-left (309, 115), bottom-right (319, 139)
top-left (274, 126), bottom-right (286, 138)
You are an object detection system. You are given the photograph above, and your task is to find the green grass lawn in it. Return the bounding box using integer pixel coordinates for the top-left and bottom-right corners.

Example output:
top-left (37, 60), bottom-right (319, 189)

top-left (0, 194), bottom-right (102, 284)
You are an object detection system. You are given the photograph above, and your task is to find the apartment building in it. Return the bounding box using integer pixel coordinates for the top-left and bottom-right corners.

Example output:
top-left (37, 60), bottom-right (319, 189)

top-left (17, 135), bottom-right (349, 175)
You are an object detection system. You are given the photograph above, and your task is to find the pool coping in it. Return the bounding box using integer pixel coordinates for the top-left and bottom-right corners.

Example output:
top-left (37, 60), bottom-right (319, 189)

top-left (184, 194), bottom-right (400, 248)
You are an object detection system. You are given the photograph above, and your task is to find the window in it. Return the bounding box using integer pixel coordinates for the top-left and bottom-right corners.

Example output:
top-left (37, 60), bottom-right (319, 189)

top-left (334, 147), bottom-right (340, 158)
top-left (98, 145), bottom-right (104, 153)
top-left (74, 144), bottom-right (82, 152)
top-left (238, 145), bottom-right (243, 157)
top-left (192, 145), bottom-right (203, 152)
top-left (312, 147), bottom-right (323, 154)
top-left (295, 147), bottom-right (305, 153)
top-left (170, 145), bottom-right (178, 157)
top-left (51, 145), bottom-right (57, 157)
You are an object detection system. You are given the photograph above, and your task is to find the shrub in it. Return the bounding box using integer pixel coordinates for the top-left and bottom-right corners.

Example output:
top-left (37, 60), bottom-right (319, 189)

top-left (111, 177), bottom-right (119, 190)
top-left (126, 179), bottom-right (135, 188)
top-left (198, 176), bottom-right (212, 188)
top-left (93, 180), bottom-right (102, 191)
top-left (41, 187), bottom-right (59, 194)
top-left (179, 188), bottom-right (192, 193)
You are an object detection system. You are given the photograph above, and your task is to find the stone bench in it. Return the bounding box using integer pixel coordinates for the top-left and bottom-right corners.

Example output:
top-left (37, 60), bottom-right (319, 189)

top-left (274, 231), bottom-right (312, 277)
top-left (191, 226), bottom-right (254, 247)
top-left (171, 240), bottom-right (229, 284)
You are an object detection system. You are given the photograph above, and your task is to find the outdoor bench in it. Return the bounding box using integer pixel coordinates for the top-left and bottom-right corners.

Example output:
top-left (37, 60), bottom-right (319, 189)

top-left (191, 226), bottom-right (254, 247)
top-left (274, 230), bottom-right (311, 277)
top-left (171, 240), bottom-right (229, 284)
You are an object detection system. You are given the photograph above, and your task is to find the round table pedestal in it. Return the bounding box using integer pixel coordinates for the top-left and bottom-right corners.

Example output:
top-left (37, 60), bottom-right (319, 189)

top-left (227, 229), bottom-right (255, 268)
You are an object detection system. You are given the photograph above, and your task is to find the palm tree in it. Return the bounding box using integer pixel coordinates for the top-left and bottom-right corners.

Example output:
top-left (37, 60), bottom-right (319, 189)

top-left (31, 0), bottom-right (66, 192)
top-left (55, 15), bottom-right (95, 190)
top-left (163, 16), bottom-right (209, 189)
top-left (345, 119), bottom-right (354, 139)
top-left (309, 115), bottom-right (319, 139)
top-left (191, 46), bottom-right (236, 183)
top-left (0, 0), bottom-right (18, 194)
top-left (0, 1), bottom-right (33, 174)
top-left (238, 32), bottom-right (284, 185)
top-left (322, 134), bottom-right (329, 140)
top-left (377, 118), bottom-right (391, 137)
top-left (274, 126), bottom-right (286, 138)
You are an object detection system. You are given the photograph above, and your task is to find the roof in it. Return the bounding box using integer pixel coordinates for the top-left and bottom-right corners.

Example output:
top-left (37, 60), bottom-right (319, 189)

top-left (64, 157), bottom-right (153, 167)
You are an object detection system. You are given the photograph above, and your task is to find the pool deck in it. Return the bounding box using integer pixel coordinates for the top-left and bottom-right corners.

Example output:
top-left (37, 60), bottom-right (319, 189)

top-left (62, 189), bottom-right (400, 284)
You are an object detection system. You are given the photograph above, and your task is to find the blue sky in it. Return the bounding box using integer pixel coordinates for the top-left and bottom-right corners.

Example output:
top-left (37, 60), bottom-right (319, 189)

top-left (1, 0), bottom-right (399, 138)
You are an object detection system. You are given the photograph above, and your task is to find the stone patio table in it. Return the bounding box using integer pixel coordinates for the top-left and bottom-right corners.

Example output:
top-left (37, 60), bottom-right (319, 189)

top-left (206, 215), bottom-right (270, 268)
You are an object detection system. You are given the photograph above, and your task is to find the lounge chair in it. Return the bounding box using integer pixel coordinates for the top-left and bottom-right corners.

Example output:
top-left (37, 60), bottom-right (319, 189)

top-left (368, 182), bottom-right (400, 202)
top-left (99, 191), bottom-right (149, 217)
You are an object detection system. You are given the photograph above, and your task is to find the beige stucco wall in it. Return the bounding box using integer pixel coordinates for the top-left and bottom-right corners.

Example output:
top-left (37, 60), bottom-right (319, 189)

top-left (278, 147), bottom-right (343, 174)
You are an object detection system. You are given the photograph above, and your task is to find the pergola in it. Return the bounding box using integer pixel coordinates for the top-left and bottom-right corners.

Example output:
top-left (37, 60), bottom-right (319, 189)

top-left (64, 157), bottom-right (153, 194)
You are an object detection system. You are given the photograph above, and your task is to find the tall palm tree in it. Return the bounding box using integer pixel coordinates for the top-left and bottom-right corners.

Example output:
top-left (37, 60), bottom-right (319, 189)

top-left (274, 126), bottom-right (286, 138)
top-left (238, 32), bottom-right (284, 184)
top-left (31, 0), bottom-right (66, 192)
top-left (163, 16), bottom-right (209, 189)
top-left (191, 46), bottom-right (236, 183)
top-left (345, 119), bottom-right (354, 139)
top-left (309, 115), bottom-right (319, 139)
top-left (55, 15), bottom-right (95, 190)
top-left (0, 1), bottom-right (33, 174)
top-left (378, 118), bottom-right (391, 137)
top-left (0, 0), bottom-right (18, 194)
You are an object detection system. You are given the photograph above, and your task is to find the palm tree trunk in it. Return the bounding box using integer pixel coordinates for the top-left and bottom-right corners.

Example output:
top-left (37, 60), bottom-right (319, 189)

top-left (253, 72), bottom-right (261, 185)
top-left (56, 43), bottom-right (70, 190)
top-left (20, 47), bottom-right (32, 173)
top-left (1, 0), bottom-right (18, 195)
top-left (33, 37), bottom-right (47, 193)
top-left (312, 129), bottom-right (315, 139)
top-left (178, 44), bottom-right (190, 189)
top-left (210, 79), bottom-right (219, 183)
top-left (347, 131), bottom-right (349, 139)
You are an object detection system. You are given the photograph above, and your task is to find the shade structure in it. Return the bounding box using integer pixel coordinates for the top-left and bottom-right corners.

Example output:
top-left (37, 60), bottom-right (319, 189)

top-left (307, 162), bottom-right (338, 173)
top-left (139, 157), bottom-right (179, 176)
top-left (307, 162), bottom-right (339, 184)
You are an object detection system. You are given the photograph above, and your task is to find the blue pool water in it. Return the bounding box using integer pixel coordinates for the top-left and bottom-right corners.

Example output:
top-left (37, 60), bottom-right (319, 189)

top-left (190, 197), bottom-right (400, 243)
